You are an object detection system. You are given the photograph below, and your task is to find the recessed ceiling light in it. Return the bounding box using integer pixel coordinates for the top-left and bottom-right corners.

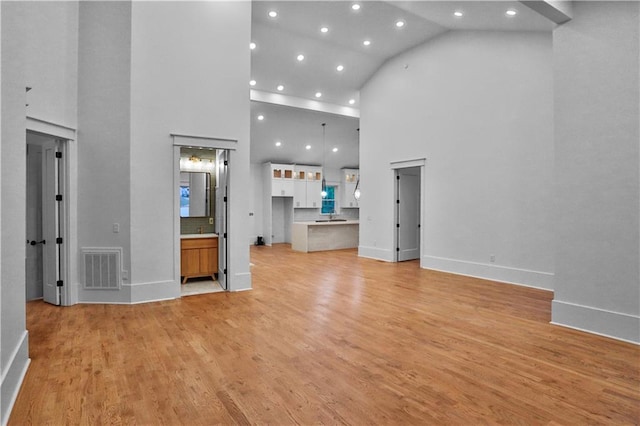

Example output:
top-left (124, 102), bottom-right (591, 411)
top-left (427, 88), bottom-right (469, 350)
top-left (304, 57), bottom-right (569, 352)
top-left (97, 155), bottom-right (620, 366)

top-left (277, 84), bottom-right (284, 91)
top-left (363, 40), bottom-right (371, 46)
top-left (506, 9), bottom-right (517, 16)
top-left (348, 99), bottom-right (355, 105)
top-left (257, 115), bottom-right (264, 121)
top-left (297, 54), bottom-right (305, 62)
top-left (351, 4), bottom-right (361, 11)
top-left (305, 144), bottom-right (311, 150)
top-left (250, 42), bottom-right (256, 50)
top-left (332, 147), bottom-right (338, 153)
top-left (396, 20), bottom-right (405, 28)
top-left (454, 11), bottom-right (463, 17)
top-left (336, 65), bottom-right (344, 72)
top-left (268, 10), bottom-right (278, 18)
top-left (275, 141), bottom-right (282, 147)
top-left (320, 27), bottom-right (329, 33)
top-left (315, 92), bottom-right (322, 98)
top-left (249, 80), bottom-right (256, 86)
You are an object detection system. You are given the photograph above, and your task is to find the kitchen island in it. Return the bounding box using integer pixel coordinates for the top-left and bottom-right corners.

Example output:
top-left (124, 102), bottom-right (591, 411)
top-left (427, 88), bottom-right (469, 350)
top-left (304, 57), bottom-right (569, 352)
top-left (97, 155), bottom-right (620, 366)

top-left (291, 220), bottom-right (359, 252)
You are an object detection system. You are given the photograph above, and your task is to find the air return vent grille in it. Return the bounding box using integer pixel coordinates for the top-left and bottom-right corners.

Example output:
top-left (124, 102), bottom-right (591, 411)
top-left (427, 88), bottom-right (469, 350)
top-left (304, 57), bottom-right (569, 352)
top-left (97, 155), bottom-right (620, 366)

top-left (82, 248), bottom-right (122, 290)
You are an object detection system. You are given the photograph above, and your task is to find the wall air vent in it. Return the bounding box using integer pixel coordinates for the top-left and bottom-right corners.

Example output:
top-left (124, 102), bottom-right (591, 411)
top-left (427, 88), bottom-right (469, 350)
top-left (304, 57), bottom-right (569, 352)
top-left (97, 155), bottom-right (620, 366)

top-left (82, 248), bottom-right (122, 290)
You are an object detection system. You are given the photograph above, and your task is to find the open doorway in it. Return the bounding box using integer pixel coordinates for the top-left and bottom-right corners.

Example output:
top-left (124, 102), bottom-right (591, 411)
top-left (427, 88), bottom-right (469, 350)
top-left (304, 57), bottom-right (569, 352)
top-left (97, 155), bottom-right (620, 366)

top-left (393, 165), bottom-right (423, 263)
top-left (177, 146), bottom-right (230, 296)
top-left (26, 131), bottom-right (68, 305)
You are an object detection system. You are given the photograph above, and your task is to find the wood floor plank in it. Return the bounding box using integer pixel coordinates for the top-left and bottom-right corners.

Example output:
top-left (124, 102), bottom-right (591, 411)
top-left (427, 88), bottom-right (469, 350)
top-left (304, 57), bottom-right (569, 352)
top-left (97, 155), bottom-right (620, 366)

top-left (9, 244), bottom-right (640, 425)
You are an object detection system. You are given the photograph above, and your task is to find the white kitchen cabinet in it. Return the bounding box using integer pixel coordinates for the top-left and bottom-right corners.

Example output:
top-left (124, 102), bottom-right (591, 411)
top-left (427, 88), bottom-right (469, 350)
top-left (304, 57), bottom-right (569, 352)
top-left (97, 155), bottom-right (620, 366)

top-left (270, 163), bottom-right (294, 197)
top-left (342, 168), bottom-right (359, 208)
top-left (306, 167), bottom-right (323, 208)
top-left (263, 163), bottom-right (295, 246)
top-left (294, 165), bottom-right (322, 208)
top-left (294, 166), bottom-right (307, 207)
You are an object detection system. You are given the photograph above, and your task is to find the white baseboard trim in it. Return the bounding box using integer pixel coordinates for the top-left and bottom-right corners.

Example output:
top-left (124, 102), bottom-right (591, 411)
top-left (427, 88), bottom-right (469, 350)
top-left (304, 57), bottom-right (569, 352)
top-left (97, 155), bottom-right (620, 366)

top-left (422, 255), bottom-right (554, 290)
top-left (231, 272), bottom-right (252, 291)
top-left (358, 245), bottom-right (394, 262)
top-left (127, 280), bottom-right (180, 304)
top-left (552, 300), bottom-right (640, 344)
top-left (78, 281), bottom-right (180, 304)
top-left (1, 331), bottom-right (30, 426)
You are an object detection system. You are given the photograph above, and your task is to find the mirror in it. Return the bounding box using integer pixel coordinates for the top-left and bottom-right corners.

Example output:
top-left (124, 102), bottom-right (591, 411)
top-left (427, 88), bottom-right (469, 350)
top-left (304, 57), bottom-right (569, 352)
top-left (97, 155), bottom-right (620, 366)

top-left (180, 172), bottom-right (211, 217)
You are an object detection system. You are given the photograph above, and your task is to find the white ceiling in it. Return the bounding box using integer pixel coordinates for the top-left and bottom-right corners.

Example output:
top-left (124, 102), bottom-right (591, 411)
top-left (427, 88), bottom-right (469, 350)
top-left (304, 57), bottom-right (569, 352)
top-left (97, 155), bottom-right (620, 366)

top-left (250, 101), bottom-right (360, 170)
top-left (249, 1), bottom-right (556, 168)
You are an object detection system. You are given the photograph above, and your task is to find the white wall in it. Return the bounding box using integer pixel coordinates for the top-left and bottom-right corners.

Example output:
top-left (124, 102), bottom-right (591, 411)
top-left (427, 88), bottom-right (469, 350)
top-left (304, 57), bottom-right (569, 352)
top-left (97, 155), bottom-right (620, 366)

top-left (271, 198), bottom-right (287, 243)
top-left (1, 3), bottom-right (30, 423)
top-left (23, 1), bottom-right (78, 129)
top-left (250, 163), bottom-right (264, 244)
top-left (77, 1), bottom-right (132, 303)
top-left (552, 2), bottom-right (640, 343)
top-left (129, 1), bottom-right (252, 295)
top-left (360, 31), bottom-right (555, 289)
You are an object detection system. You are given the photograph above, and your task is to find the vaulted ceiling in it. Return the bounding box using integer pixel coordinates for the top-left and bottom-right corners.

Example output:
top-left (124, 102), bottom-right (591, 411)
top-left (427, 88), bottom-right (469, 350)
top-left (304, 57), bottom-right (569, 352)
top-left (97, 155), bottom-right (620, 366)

top-left (249, 1), bottom-right (556, 169)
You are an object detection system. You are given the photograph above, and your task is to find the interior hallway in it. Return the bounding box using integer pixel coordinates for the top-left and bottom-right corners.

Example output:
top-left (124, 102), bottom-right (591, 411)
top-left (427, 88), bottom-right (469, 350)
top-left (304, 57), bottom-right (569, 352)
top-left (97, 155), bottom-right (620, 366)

top-left (10, 245), bottom-right (640, 424)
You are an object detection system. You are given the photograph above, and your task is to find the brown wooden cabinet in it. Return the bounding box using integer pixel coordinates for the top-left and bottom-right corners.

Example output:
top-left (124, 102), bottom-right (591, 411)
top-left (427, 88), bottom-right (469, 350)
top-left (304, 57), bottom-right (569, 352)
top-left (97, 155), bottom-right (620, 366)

top-left (180, 236), bottom-right (218, 284)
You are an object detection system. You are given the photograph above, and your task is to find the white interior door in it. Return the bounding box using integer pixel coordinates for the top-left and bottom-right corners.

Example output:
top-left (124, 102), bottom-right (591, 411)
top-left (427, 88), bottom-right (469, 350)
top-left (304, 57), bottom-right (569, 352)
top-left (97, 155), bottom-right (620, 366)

top-left (396, 168), bottom-right (421, 262)
top-left (42, 139), bottom-right (62, 305)
top-left (216, 149), bottom-right (228, 290)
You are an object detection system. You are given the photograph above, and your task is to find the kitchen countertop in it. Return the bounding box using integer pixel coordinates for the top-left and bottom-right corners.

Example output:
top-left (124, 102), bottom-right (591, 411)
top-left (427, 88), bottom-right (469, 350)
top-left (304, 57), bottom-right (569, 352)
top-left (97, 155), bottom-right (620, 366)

top-left (180, 233), bottom-right (218, 239)
top-left (294, 220), bottom-right (359, 226)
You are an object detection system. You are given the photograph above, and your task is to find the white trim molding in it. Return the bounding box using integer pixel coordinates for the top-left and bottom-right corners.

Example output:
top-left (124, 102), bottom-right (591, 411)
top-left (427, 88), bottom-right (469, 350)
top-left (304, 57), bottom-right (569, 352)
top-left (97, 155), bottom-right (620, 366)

top-left (390, 158), bottom-right (426, 169)
top-left (26, 116), bottom-right (76, 141)
top-left (126, 280), bottom-right (180, 304)
top-left (422, 255), bottom-right (555, 291)
top-left (171, 133), bottom-right (238, 151)
top-left (1, 331), bottom-right (30, 426)
top-left (358, 245), bottom-right (395, 262)
top-left (250, 90), bottom-right (360, 118)
top-left (231, 272), bottom-right (252, 292)
top-left (552, 300), bottom-right (640, 344)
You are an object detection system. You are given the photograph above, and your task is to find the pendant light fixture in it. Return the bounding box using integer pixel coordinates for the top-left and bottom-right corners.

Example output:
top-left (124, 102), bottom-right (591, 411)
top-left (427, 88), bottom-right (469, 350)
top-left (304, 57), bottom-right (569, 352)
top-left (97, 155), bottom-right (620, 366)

top-left (354, 127), bottom-right (361, 200)
top-left (321, 122), bottom-right (327, 198)
top-left (354, 176), bottom-right (361, 200)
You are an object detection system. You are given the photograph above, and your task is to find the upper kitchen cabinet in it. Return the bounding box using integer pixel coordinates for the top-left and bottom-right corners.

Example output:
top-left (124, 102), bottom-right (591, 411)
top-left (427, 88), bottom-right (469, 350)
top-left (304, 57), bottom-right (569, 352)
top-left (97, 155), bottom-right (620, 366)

top-left (294, 165), bottom-right (322, 208)
top-left (267, 163), bottom-right (295, 197)
top-left (342, 168), bottom-right (359, 208)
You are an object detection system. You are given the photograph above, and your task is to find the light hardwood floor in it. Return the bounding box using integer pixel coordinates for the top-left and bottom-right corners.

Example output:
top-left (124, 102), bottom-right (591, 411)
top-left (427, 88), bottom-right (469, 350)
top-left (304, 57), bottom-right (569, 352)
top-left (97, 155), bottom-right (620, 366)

top-left (10, 244), bottom-right (640, 425)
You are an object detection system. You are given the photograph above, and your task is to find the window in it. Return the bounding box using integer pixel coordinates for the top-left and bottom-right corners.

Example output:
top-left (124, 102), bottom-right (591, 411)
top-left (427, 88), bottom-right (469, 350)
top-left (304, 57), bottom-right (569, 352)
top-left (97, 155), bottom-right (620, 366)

top-left (180, 185), bottom-right (190, 217)
top-left (321, 185), bottom-right (336, 214)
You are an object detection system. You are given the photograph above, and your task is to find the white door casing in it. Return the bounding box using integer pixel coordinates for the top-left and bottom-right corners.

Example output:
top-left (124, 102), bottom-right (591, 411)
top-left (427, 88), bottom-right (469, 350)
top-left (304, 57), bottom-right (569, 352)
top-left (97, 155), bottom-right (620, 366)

top-left (395, 167), bottom-right (421, 262)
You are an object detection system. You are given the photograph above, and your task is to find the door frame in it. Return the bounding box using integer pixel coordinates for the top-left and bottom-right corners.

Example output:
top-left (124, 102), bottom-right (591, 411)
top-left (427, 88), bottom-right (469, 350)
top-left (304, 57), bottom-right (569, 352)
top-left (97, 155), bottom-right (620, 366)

top-left (26, 124), bottom-right (76, 306)
top-left (172, 134), bottom-right (237, 293)
top-left (216, 148), bottom-right (229, 290)
top-left (390, 158), bottom-right (426, 264)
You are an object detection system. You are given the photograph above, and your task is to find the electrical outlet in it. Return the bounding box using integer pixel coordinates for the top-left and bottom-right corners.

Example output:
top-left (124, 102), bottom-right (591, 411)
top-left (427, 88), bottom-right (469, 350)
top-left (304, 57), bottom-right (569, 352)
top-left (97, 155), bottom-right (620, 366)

top-left (209, 217), bottom-right (213, 224)
top-left (490, 254), bottom-right (496, 263)
top-left (113, 223), bottom-right (120, 233)
top-left (122, 270), bottom-right (128, 280)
